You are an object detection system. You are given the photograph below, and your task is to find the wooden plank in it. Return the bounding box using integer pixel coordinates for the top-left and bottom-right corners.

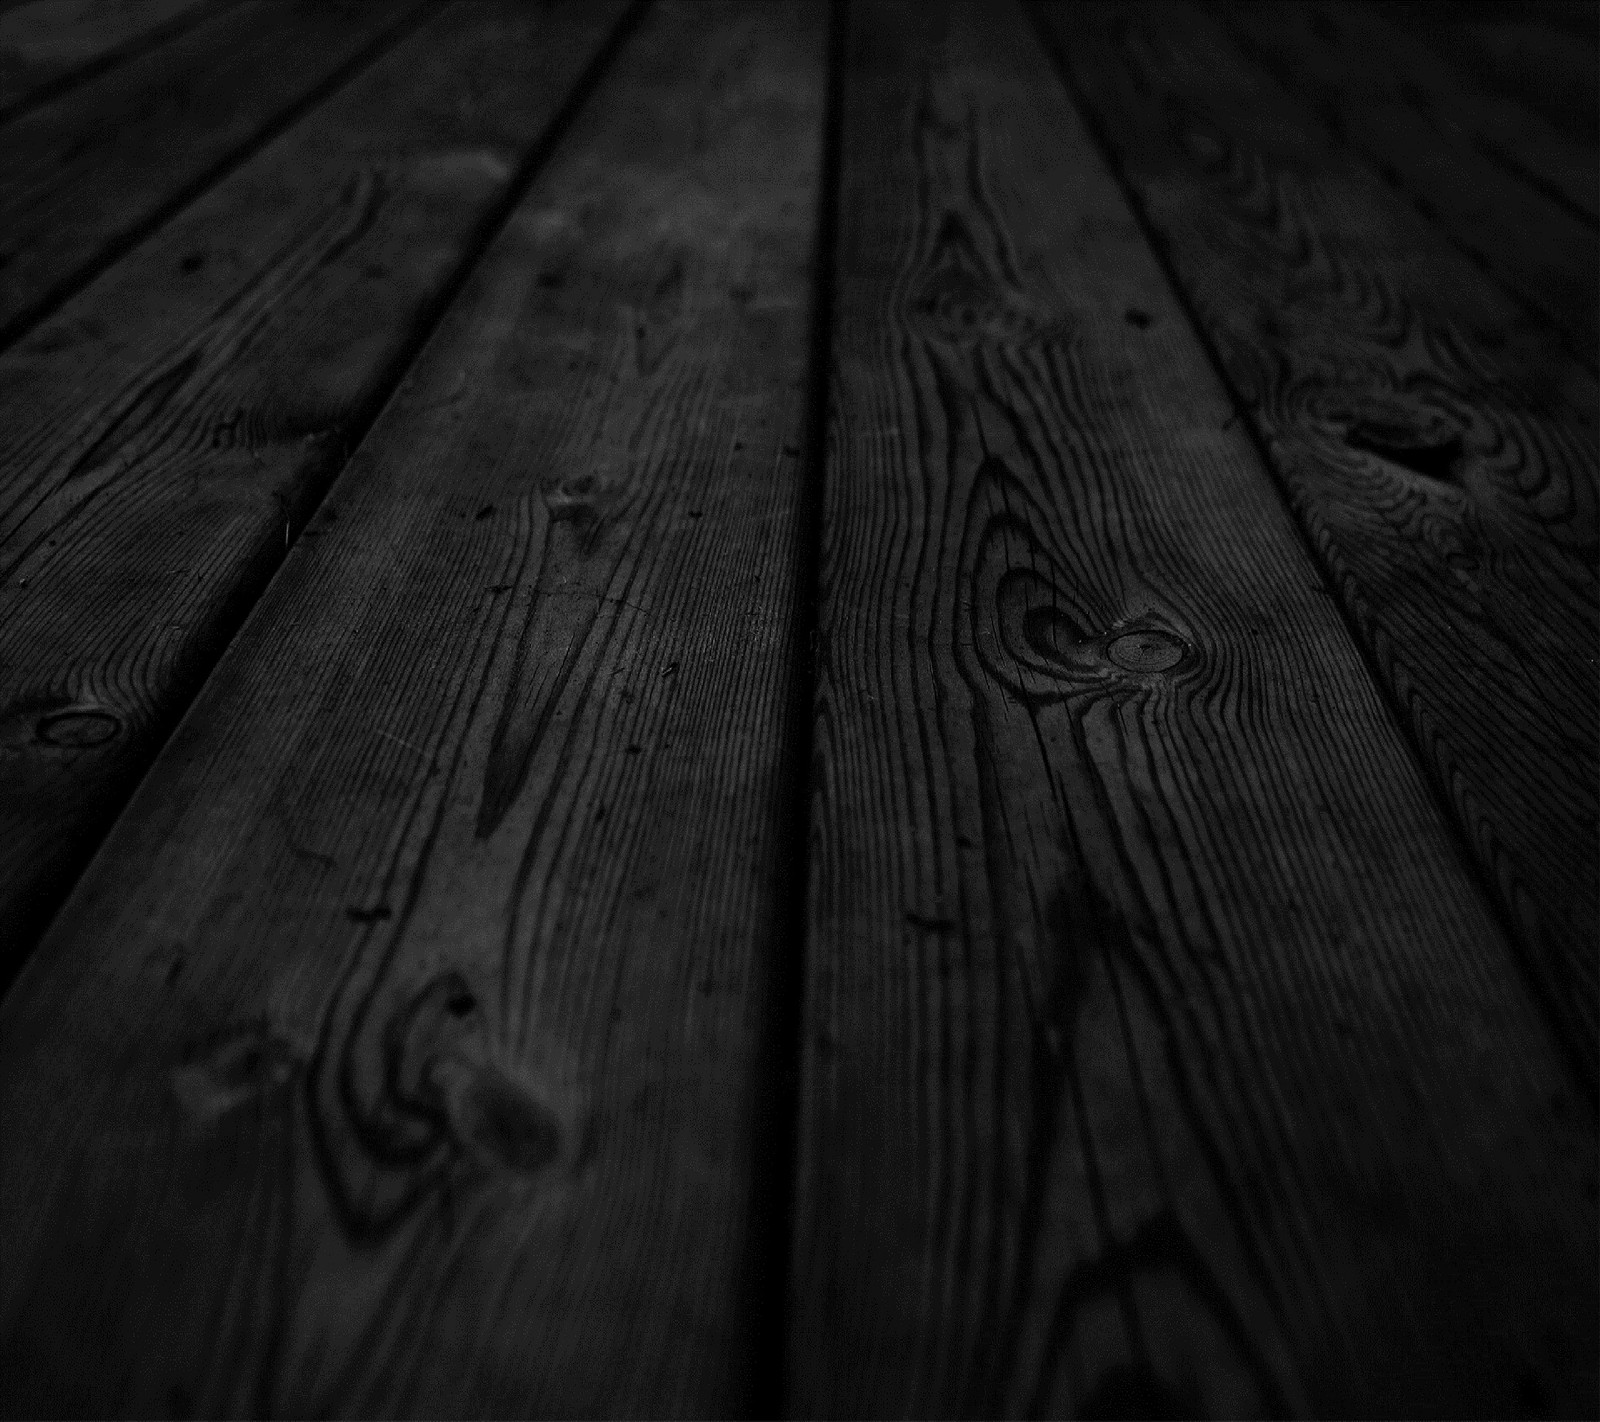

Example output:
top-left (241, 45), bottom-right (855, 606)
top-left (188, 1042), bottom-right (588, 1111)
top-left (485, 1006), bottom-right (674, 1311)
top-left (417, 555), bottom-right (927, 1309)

top-left (1212, 0), bottom-right (1597, 361)
top-left (0, 0), bottom-right (218, 123)
top-left (0, 0), bottom-right (631, 979)
top-left (0, 1), bottom-right (826, 1415)
top-left (0, 0), bottom-right (429, 343)
top-left (1042, 0), bottom-right (1599, 1085)
top-left (1347, 0), bottom-right (1598, 227)
top-left (1394, 1), bottom-right (1600, 158)
top-left (788, 0), bottom-right (1597, 1415)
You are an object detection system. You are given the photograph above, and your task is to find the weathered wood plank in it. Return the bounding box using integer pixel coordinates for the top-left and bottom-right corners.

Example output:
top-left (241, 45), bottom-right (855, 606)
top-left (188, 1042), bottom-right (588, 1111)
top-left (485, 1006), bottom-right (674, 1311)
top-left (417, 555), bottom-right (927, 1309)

top-left (0, 1), bottom-right (826, 1415)
top-left (0, 0), bottom-right (428, 343)
top-left (1394, 0), bottom-right (1600, 159)
top-left (1212, 0), bottom-right (1597, 362)
top-left (0, 0), bottom-right (631, 979)
top-left (1042, 0), bottom-right (1599, 1085)
top-left (0, 0), bottom-right (217, 122)
top-left (788, 0), bottom-right (1596, 1415)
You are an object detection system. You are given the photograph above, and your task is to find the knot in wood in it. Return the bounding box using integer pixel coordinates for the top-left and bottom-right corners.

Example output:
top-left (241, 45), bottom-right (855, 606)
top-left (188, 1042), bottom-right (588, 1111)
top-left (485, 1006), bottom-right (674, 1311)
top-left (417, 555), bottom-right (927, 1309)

top-left (36, 707), bottom-right (121, 747)
top-left (1107, 629), bottom-right (1185, 673)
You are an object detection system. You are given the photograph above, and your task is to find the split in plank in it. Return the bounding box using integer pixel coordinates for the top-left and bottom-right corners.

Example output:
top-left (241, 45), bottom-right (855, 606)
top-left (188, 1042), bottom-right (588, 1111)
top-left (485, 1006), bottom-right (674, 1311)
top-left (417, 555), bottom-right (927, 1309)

top-left (0, 0), bottom-right (217, 124)
top-left (0, 0), bottom-right (428, 344)
top-left (0, 0), bottom-right (827, 1415)
top-left (1211, 0), bottom-right (1597, 365)
top-left (0, 0), bottom-right (631, 978)
top-left (789, 0), bottom-right (1596, 1415)
top-left (1044, 0), bottom-right (1600, 1086)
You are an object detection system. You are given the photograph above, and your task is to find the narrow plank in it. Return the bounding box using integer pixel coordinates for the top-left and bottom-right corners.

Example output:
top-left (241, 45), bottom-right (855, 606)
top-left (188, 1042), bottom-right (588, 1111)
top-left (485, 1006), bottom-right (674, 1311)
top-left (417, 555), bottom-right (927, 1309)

top-left (0, 1), bottom-right (826, 1415)
top-left (1212, 0), bottom-right (1597, 361)
top-left (0, 0), bottom-right (218, 124)
top-left (1043, 0), bottom-right (1599, 1084)
top-left (1394, 1), bottom-right (1600, 157)
top-left (0, 0), bottom-right (428, 343)
top-left (788, 0), bottom-right (1596, 1415)
top-left (0, 0), bottom-right (630, 978)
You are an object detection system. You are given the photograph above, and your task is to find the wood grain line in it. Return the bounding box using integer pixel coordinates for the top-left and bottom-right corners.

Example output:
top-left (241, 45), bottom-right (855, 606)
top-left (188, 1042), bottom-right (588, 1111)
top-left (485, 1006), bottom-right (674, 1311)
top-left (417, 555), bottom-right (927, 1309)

top-left (0, 0), bottom-right (633, 982)
top-left (0, 0), bottom-right (434, 346)
top-left (1042, 0), bottom-right (1599, 1088)
top-left (0, 1), bottom-right (829, 1414)
top-left (789, 1), bottom-right (1597, 1414)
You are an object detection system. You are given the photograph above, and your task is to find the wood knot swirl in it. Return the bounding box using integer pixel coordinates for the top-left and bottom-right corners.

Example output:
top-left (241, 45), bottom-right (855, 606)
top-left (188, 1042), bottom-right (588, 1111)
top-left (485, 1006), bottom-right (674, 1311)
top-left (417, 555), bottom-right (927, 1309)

top-left (907, 212), bottom-right (1053, 346)
top-left (959, 454), bottom-right (1196, 704)
top-left (311, 968), bottom-right (568, 1239)
top-left (36, 707), bottom-right (122, 747)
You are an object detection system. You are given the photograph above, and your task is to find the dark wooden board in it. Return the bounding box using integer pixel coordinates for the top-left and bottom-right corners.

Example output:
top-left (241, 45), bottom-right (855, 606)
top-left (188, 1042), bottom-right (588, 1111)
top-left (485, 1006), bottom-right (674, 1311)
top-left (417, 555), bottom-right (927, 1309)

top-left (1043, 0), bottom-right (1599, 1087)
top-left (0, 0), bottom-right (630, 979)
top-left (1212, 0), bottom-right (1597, 362)
top-left (0, 0), bottom-right (217, 123)
top-left (0, 0), bottom-right (826, 1415)
top-left (788, 0), bottom-right (1597, 1415)
top-left (1392, 0), bottom-right (1600, 157)
top-left (0, 0), bottom-right (428, 344)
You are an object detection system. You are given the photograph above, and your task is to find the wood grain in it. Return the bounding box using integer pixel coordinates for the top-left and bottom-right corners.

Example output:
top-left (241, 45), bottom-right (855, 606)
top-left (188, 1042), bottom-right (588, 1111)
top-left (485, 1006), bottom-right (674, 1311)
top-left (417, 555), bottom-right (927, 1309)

top-left (1212, 0), bottom-right (1597, 363)
top-left (788, 0), bottom-right (1596, 1415)
top-left (1044, 0), bottom-right (1599, 1086)
top-left (1393, 0), bottom-right (1600, 159)
top-left (0, 0), bottom-right (630, 980)
top-left (0, 0), bottom-right (428, 343)
top-left (0, 0), bottom-right (826, 1414)
top-left (0, 0), bottom-right (216, 123)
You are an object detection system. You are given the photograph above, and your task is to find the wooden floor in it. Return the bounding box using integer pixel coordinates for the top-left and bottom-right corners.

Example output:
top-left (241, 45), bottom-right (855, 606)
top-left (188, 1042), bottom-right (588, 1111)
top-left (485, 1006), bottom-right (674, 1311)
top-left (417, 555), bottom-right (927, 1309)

top-left (0, 0), bottom-right (1595, 1416)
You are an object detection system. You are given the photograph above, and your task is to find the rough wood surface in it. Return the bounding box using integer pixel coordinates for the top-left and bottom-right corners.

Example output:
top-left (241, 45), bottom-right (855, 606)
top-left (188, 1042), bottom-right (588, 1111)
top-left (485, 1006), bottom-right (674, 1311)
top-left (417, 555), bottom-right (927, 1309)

top-left (1213, 0), bottom-right (1597, 363)
top-left (788, 0), bottom-right (1597, 1415)
top-left (0, 0), bottom-right (215, 123)
top-left (1044, 0), bottom-right (1599, 1086)
top-left (0, 0), bottom-right (630, 979)
top-left (1394, 0), bottom-right (1600, 159)
top-left (0, 0), bottom-right (427, 343)
top-left (0, 0), bottom-right (826, 1415)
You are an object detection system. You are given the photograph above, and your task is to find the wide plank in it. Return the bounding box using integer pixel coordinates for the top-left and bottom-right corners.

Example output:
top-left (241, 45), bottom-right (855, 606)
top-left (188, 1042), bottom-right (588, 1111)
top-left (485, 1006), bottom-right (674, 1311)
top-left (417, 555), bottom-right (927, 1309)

top-left (0, 0), bottom-right (631, 979)
top-left (1212, 0), bottom-right (1597, 362)
top-left (0, 0), bottom-right (216, 122)
top-left (0, 0), bottom-right (427, 344)
top-left (1043, 0), bottom-right (1599, 1085)
top-left (1394, 0), bottom-right (1600, 159)
top-left (788, 0), bottom-right (1596, 1415)
top-left (0, 0), bottom-right (826, 1415)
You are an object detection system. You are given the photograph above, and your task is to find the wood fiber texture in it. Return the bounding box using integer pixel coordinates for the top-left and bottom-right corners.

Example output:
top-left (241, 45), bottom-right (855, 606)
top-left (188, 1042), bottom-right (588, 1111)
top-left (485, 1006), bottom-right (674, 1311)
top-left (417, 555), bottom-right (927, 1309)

top-left (788, 0), bottom-right (1598, 1415)
top-left (0, 0), bottom-right (427, 341)
top-left (0, 1), bottom-right (826, 1415)
top-left (0, 0), bottom-right (629, 976)
top-left (1045, 0), bottom-right (1600, 1085)
top-left (1211, 0), bottom-right (1597, 364)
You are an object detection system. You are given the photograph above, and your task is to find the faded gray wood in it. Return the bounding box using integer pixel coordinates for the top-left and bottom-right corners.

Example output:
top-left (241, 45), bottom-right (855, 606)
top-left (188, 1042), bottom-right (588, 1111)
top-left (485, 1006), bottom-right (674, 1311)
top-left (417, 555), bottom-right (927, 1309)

top-left (0, 0), bottom-right (426, 342)
top-left (1212, 0), bottom-right (1597, 362)
top-left (0, 0), bottom-right (215, 122)
top-left (788, 0), bottom-right (1597, 1415)
top-left (0, 0), bottom-right (629, 977)
top-left (0, 0), bottom-right (825, 1415)
top-left (1045, 0), bottom-right (1599, 1086)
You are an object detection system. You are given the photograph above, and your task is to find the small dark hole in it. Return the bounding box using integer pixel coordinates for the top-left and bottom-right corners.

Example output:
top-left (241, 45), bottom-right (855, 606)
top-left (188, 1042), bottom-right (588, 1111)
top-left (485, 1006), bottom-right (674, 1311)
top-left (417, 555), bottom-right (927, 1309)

top-left (474, 504), bottom-right (495, 520)
top-left (1124, 307), bottom-right (1152, 328)
top-left (180, 252), bottom-right (204, 274)
top-left (347, 904), bottom-right (392, 924)
top-left (1345, 424), bottom-right (1465, 483)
